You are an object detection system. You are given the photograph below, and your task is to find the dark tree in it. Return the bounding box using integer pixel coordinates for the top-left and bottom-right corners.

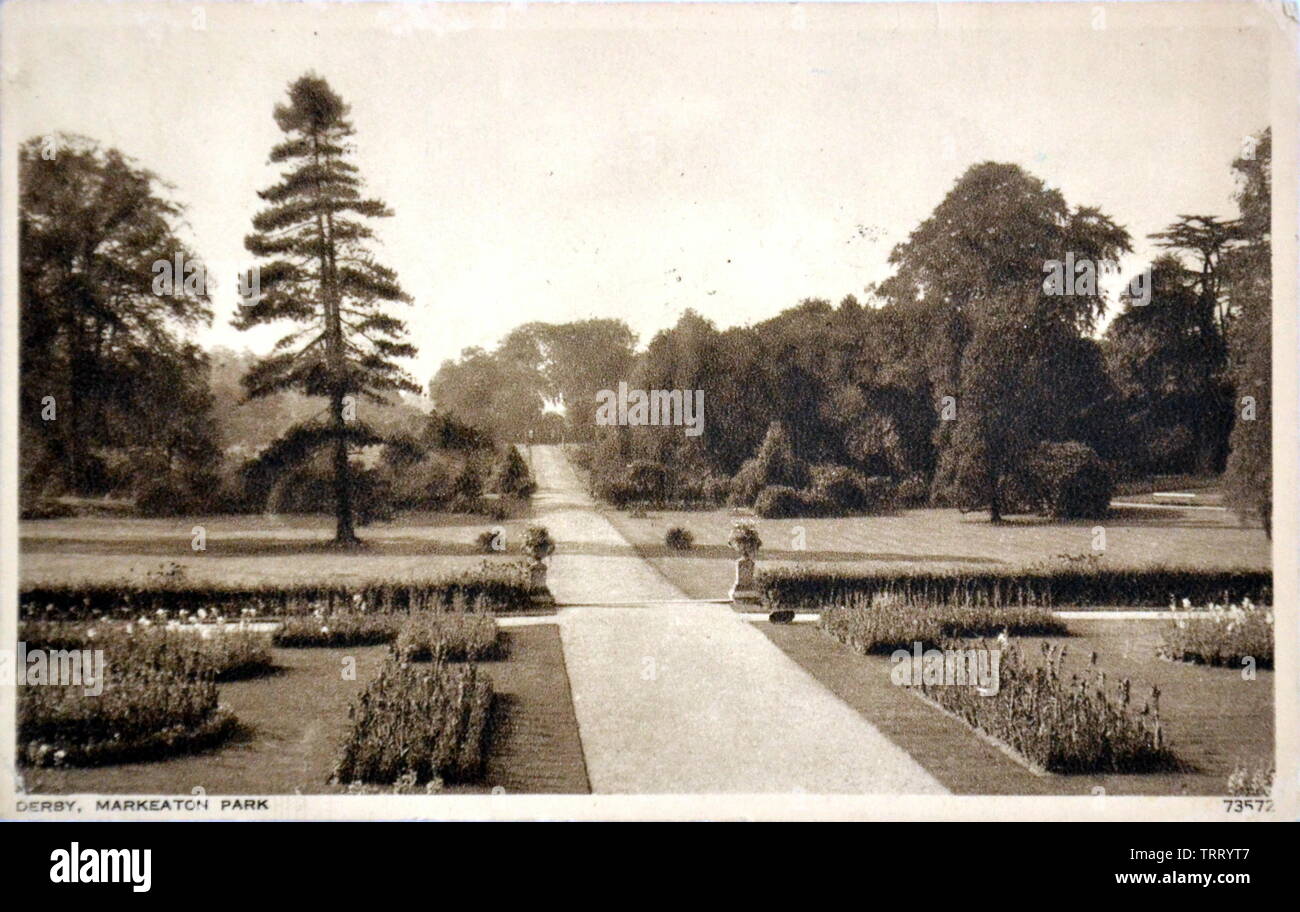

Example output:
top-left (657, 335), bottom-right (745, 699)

top-left (236, 74), bottom-right (418, 544)
top-left (19, 133), bottom-right (214, 496)
top-left (879, 163), bottom-right (1131, 519)
top-left (1223, 128), bottom-right (1272, 535)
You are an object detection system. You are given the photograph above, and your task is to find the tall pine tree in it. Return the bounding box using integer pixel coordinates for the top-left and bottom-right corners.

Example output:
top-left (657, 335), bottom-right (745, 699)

top-left (236, 74), bottom-right (418, 543)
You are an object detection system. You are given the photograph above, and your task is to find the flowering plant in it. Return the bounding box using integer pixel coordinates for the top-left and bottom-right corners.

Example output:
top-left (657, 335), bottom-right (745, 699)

top-left (728, 522), bottom-right (762, 556)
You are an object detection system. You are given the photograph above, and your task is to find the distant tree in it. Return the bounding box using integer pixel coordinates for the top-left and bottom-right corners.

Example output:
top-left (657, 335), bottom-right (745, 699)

top-left (1144, 214), bottom-right (1240, 472)
top-left (1223, 128), bottom-right (1272, 536)
top-left (19, 133), bottom-right (214, 493)
top-left (235, 74), bottom-right (418, 544)
top-left (429, 345), bottom-right (544, 442)
top-left (1104, 255), bottom-right (1234, 475)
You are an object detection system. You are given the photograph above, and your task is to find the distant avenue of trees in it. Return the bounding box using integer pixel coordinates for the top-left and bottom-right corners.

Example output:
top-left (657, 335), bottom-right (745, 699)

top-left (17, 88), bottom-right (1272, 536)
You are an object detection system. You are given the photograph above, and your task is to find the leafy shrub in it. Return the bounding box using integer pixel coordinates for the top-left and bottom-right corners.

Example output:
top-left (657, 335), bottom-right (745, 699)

top-left (20, 499), bottom-right (76, 520)
top-left (135, 475), bottom-right (205, 517)
top-left (895, 473), bottom-right (930, 508)
top-left (728, 522), bottom-right (762, 554)
top-left (18, 627), bottom-right (244, 767)
top-left (332, 657), bottom-right (494, 786)
top-left (591, 468), bottom-right (638, 508)
top-left (1158, 599), bottom-right (1273, 669)
top-left (272, 614), bottom-right (399, 648)
top-left (753, 485), bottom-right (803, 518)
top-left (810, 464), bottom-right (869, 512)
top-left (700, 474), bottom-right (732, 506)
top-left (1226, 761), bottom-right (1274, 796)
top-left (488, 446), bottom-right (536, 498)
top-left (760, 565), bottom-right (1272, 611)
top-left (665, 527), bottom-right (694, 550)
top-left (820, 593), bottom-right (1066, 655)
top-left (1026, 441), bottom-right (1114, 519)
top-left (395, 612), bottom-right (503, 662)
top-left (731, 421), bottom-right (808, 506)
top-left (476, 528), bottom-right (506, 553)
top-left (921, 638), bottom-right (1180, 773)
top-left (860, 476), bottom-right (898, 513)
top-left (627, 460), bottom-right (670, 502)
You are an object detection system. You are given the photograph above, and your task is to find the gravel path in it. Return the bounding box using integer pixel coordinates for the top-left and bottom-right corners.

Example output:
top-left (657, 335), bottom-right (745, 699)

top-left (526, 445), bottom-right (947, 795)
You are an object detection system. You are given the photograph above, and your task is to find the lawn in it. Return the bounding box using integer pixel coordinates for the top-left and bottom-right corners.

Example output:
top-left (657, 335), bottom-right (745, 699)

top-left (20, 511), bottom-right (536, 588)
top-left (20, 625), bottom-right (589, 795)
top-left (603, 504), bottom-right (1270, 601)
top-left (759, 617), bottom-right (1273, 795)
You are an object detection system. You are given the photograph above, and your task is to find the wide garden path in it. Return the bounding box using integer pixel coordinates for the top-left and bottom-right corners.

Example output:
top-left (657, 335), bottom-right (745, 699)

top-left (525, 445), bottom-right (947, 795)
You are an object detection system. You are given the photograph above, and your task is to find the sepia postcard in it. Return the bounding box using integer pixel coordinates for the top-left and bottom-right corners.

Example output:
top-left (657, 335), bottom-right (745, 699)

top-left (1, 0), bottom-right (1296, 823)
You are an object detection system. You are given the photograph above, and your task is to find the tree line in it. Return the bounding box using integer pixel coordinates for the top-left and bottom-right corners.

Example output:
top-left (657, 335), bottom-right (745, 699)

top-left (17, 71), bottom-right (1270, 536)
top-left (432, 134), bottom-right (1271, 531)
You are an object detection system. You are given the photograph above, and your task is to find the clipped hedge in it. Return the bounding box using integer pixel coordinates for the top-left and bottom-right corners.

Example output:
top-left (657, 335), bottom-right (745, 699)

top-left (20, 563), bottom-right (533, 620)
top-left (760, 565), bottom-right (1273, 610)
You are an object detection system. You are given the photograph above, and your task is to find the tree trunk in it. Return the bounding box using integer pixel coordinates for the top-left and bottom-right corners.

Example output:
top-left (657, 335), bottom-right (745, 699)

top-left (331, 391), bottom-right (357, 545)
top-left (988, 470), bottom-right (1003, 524)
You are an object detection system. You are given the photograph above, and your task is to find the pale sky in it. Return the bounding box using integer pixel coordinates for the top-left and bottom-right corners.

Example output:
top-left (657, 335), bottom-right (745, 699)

top-left (2, 1), bottom-right (1273, 386)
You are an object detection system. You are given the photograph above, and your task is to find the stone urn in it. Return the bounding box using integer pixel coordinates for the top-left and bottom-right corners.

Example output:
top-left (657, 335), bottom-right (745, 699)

top-left (522, 525), bottom-right (556, 607)
top-left (727, 522), bottom-right (762, 605)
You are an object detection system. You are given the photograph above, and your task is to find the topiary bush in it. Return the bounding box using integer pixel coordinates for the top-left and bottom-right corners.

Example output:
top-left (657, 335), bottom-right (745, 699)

top-left (753, 485), bottom-right (803, 518)
top-left (730, 421), bottom-right (808, 506)
top-left (665, 527), bottom-right (694, 550)
top-left (1027, 441), bottom-right (1113, 519)
top-left (488, 445), bottom-right (536, 498)
top-left (809, 464), bottom-right (869, 512)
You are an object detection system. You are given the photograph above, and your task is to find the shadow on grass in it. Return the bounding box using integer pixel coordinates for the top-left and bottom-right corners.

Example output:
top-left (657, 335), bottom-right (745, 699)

top-left (216, 663), bottom-right (287, 684)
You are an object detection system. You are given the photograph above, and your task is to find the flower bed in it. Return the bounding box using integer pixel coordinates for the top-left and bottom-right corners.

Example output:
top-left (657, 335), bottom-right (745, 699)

top-left (762, 565), bottom-right (1272, 611)
top-left (18, 627), bottom-right (244, 767)
top-left (272, 614), bottom-right (400, 648)
top-left (820, 593), bottom-right (1066, 655)
top-left (332, 658), bottom-right (494, 786)
top-left (19, 622), bottom-right (275, 682)
top-left (1158, 599), bottom-right (1273, 669)
top-left (395, 613), bottom-right (503, 662)
top-left (920, 638), bottom-right (1180, 774)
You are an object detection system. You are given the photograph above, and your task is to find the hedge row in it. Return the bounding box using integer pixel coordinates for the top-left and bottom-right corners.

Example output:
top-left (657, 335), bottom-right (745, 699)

top-left (759, 565), bottom-right (1273, 610)
top-left (20, 565), bottom-right (533, 619)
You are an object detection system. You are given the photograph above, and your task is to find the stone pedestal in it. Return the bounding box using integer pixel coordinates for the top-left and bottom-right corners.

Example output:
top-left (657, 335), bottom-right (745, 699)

top-left (528, 558), bottom-right (555, 607)
top-left (729, 555), bottom-right (759, 605)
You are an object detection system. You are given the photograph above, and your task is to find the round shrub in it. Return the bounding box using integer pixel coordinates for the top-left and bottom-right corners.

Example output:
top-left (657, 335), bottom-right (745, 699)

top-left (135, 475), bottom-right (201, 517)
top-left (895, 473), bottom-right (929, 508)
top-left (627, 460), bottom-right (670, 503)
top-left (860, 476), bottom-right (898, 513)
top-left (809, 464), bottom-right (871, 513)
top-left (700, 474), bottom-right (732, 506)
top-left (476, 529), bottom-right (505, 553)
top-left (665, 527), bottom-right (694, 550)
top-left (1028, 442), bottom-right (1114, 519)
top-left (754, 485), bottom-right (803, 518)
